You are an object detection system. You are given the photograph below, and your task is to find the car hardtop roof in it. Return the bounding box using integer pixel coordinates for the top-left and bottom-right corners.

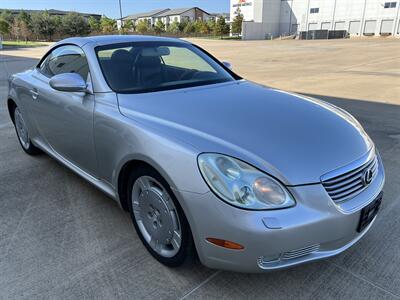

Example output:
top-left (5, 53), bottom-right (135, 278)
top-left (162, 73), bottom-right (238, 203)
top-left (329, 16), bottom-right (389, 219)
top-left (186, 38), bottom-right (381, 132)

top-left (55, 35), bottom-right (190, 48)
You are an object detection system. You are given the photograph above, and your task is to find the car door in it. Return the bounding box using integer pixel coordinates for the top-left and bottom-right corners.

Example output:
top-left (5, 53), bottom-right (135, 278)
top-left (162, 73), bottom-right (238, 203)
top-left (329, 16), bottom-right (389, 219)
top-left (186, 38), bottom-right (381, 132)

top-left (29, 44), bottom-right (98, 176)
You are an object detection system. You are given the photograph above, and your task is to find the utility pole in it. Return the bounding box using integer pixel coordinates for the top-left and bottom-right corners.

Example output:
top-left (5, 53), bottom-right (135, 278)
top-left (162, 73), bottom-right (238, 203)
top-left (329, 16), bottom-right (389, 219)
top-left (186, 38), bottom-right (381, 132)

top-left (305, 0), bottom-right (311, 39)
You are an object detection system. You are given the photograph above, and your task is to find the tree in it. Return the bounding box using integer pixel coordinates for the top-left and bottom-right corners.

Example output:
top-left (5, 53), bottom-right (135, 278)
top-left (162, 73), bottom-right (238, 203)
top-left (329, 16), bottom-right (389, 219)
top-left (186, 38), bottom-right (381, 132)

top-left (193, 20), bottom-right (205, 33)
top-left (167, 21), bottom-right (180, 34)
top-left (214, 16), bottom-right (230, 37)
top-left (136, 19), bottom-right (149, 34)
top-left (100, 16), bottom-right (116, 33)
top-left (17, 11), bottom-right (32, 30)
top-left (0, 18), bottom-right (9, 36)
top-left (10, 19), bottom-right (22, 40)
top-left (231, 8), bottom-right (244, 35)
top-left (0, 10), bottom-right (14, 24)
top-left (31, 11), bottom-right (57, 41)
top-left (207, 19), bottom-right (216, 33)
top-left (88, 16), bottom-right (100, 32)
top-left (61, 12), bottom-right (90, 36)
top-left (199, 22), bottom-right (211, 34)
top-left (154, 19), bottom-right (165, 34)
top-left (122, 19), bottom-right (134, 32)
top-left (183, 21), bottom-right (196, 34)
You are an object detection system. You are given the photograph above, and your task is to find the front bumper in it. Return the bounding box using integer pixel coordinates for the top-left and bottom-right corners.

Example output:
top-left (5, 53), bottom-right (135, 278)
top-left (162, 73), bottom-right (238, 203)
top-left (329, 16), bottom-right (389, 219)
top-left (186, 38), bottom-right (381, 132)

top-left (175, 155), bottom-right (385, 273)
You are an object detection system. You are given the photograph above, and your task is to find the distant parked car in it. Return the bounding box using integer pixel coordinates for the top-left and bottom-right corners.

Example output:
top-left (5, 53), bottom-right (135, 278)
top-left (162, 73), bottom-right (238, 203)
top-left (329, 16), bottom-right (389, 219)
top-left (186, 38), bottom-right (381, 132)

top-left (7, 36), bottom-right (384, 272)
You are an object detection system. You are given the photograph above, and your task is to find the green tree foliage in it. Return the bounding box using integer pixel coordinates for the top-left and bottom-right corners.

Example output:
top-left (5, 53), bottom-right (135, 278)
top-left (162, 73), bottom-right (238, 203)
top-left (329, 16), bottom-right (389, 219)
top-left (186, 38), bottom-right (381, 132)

top-left (31, 11), bottom-right (58, 41)
top-left (167, 21), bottom-right (180, 34)
top-left (207, 19), bottom-right (216, 33)
top-left (17, 11), bottom-right (32, 30)
top-left (122, 19), bottom-right (134, 32)
top-left (100, 16), bottom-right (116, 33)
top-left (193, 20), bottom-right (211, 34)
top-left (0, 18), bottom-right (10, 35)
top-left (231, 8), bottom-right (244, 35)
top-left (154, 19), bottom-right (165, 34)
top-left (136, 19), bottom-right (149, 34)
top-left (88, 16), bottom-right (101, 32)
top-left (183, 21), bottom-right (196, 34)
top-left (61, 12), bottom-right (90, 36)
top-left (0, 10), bottom-right (14, 24)
top-left (214, 16), bottom-right (230, 37)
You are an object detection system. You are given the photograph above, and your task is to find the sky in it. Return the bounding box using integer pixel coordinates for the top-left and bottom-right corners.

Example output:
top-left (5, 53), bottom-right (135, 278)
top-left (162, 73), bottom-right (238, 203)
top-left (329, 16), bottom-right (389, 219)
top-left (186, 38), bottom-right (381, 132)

top-left (0, 0), bottom-right (231, 18)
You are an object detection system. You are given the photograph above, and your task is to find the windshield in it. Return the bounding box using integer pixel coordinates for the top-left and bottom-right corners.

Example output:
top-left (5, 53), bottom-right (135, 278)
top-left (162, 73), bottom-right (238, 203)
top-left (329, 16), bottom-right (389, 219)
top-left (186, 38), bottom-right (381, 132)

top-left (95, 41), bottom-right (237, 94)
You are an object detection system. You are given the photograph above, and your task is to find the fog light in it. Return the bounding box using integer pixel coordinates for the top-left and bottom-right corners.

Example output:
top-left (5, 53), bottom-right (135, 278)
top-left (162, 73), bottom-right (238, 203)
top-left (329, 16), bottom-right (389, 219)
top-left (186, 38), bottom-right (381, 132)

top-left (206, 238), bottom-right (244, 250)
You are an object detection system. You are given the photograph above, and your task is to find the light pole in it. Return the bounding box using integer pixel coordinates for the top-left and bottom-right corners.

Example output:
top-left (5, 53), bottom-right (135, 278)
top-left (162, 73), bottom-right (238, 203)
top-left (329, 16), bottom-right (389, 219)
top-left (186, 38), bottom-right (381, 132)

top-left (118, 0), bottom-right (123, 33)
top-left (360, 0), bottom-right (367, 36)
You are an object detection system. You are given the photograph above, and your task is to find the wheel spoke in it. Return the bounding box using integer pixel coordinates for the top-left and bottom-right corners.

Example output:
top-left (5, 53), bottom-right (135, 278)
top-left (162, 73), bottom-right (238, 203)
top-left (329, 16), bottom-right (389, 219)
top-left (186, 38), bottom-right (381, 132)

top-left (137, 177), bottom-right (151, 191)
top-left (149, 237), bottom-right (162, 252)
top-left (171, 230), bottom-right (182, 250)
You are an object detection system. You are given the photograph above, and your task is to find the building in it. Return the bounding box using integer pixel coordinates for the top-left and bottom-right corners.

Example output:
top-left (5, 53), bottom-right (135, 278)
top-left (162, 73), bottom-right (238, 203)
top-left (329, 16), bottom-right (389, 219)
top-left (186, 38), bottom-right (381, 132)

top-left (230, 0), bottom-right (400, 39)
top-left (0, 8), bottom-right (101, 20)
top-left (121, 8), bottom-right (170, 28)
top-left (120, 7), bottom-right (211, 30)
top-left (154, 7), bottom-right (211, 27)
top-left (209, 13), bottom-right (231, 23)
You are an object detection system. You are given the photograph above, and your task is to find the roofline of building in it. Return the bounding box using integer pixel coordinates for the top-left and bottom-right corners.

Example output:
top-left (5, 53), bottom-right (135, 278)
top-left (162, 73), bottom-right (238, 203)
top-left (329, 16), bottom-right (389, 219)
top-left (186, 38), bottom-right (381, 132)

top-left (122, 8), bottom-right (170, 20)
top-left (153, 7), bottom-right (210, 18)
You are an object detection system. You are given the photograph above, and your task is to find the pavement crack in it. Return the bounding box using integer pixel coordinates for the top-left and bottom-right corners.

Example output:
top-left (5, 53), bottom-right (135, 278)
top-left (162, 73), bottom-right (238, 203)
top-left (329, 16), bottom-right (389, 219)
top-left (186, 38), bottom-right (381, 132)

top-left (329, 261), bottom-right (400, 299)
top-left (179, 270), bottom-right (222, 300)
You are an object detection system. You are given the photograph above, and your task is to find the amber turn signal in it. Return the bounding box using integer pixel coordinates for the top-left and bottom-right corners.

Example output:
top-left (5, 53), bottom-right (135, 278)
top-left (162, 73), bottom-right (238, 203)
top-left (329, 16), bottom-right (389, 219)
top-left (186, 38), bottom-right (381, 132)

top-left (206, 238), bottom-right (244, 250)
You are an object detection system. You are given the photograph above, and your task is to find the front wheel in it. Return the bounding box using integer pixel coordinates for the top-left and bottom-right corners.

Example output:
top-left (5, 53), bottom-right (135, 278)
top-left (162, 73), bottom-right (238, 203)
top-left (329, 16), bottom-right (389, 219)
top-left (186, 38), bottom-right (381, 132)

top-left (127, 166), bottom-right (194, 267)
top-left (13, 106), bottom-right (41, 155)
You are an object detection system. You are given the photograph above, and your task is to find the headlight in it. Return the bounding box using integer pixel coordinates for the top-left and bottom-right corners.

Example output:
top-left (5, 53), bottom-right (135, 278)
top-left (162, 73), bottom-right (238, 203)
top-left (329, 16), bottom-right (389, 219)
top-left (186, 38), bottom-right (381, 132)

top-left (198, 153), bottom-right (295, 210)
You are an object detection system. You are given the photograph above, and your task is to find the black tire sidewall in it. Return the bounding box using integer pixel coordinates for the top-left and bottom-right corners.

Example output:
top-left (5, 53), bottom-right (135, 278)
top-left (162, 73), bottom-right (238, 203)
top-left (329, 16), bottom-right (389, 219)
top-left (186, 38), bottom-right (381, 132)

top-left (127, 166), bottom-right (194, 267)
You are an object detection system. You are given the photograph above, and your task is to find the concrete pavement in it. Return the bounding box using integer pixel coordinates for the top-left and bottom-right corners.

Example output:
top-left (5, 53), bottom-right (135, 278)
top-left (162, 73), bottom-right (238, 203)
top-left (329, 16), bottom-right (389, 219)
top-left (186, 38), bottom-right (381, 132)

top-left (0, 41), bottom-right (399, 299)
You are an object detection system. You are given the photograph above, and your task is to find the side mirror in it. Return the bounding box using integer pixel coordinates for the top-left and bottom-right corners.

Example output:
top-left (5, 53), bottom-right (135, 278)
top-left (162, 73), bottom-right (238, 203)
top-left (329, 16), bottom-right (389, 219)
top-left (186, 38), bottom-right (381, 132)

top-left (223, 61), bottom-right (232, 70)
top-left (49, 73), bottom-right (88, 93)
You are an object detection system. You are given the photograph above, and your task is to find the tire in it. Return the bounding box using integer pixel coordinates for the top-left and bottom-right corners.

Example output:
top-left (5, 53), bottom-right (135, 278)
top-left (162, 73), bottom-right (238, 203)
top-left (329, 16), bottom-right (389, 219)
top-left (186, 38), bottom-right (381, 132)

top-left (13, 106), bottom-right (41, 155)
top-left (127, 165), bottom-right (194, 267)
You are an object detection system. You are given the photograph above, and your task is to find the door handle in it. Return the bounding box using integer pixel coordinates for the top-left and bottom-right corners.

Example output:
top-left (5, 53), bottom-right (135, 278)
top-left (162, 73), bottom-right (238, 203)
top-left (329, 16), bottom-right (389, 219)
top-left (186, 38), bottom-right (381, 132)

top-left (30, 89), bottom-right (39, 100)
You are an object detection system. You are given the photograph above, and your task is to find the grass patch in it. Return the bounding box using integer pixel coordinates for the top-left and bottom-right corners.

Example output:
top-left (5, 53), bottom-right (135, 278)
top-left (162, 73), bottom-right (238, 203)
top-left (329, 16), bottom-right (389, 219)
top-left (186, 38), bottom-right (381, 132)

top-left (1, 40), bottom-right (50, 48)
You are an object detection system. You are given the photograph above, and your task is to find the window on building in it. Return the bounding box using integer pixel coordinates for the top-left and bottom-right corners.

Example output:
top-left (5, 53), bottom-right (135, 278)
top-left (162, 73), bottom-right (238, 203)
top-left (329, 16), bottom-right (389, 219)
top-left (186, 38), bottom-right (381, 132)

top-left (384, 2), bottom-right (397, 8)
top-left (310, 8), bottom-right (320, 14)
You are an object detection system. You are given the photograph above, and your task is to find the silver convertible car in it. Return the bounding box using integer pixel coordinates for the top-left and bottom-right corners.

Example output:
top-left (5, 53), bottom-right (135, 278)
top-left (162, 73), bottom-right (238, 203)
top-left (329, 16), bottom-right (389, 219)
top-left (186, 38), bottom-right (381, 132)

top-left (7, 36), bottom-right (385, 272)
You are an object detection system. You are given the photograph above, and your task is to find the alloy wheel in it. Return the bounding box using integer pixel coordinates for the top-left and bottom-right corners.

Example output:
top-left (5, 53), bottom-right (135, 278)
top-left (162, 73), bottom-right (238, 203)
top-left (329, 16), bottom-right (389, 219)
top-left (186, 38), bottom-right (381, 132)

top-left (14, 107), bottom-right (30, 150)
top-left (131, 176), bottom-right (182, 258)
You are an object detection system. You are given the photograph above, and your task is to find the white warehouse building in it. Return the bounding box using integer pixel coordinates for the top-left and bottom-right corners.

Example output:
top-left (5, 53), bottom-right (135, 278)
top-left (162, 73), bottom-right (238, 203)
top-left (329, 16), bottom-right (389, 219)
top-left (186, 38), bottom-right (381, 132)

top-left (230, 0), bottom-right (400, 39)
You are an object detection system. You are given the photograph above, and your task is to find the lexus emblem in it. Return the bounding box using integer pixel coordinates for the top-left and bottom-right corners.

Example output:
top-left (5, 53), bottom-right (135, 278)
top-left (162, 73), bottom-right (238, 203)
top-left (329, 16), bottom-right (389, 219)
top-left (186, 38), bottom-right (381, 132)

top-left (362, 168), bottom-right (373, 186)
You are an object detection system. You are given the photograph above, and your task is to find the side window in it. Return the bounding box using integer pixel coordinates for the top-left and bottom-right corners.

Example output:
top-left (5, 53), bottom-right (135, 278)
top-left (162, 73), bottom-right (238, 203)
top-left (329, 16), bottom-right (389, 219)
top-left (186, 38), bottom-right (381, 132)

top-left (39, 45), bottom-right (89, 80)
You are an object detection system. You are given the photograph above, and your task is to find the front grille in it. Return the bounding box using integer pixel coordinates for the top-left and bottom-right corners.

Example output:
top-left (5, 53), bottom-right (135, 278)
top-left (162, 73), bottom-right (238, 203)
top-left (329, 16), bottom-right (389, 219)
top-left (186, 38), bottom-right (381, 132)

top-left (281, 244), bottom-right (320, 261)
top-left (322, 155), bottom-right (378, 203)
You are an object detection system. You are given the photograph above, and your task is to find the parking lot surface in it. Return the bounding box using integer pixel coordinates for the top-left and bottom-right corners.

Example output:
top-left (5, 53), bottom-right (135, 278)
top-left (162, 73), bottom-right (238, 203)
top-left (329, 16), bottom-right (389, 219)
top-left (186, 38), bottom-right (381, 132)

top-left (0, 39), bottom-right (399, 299)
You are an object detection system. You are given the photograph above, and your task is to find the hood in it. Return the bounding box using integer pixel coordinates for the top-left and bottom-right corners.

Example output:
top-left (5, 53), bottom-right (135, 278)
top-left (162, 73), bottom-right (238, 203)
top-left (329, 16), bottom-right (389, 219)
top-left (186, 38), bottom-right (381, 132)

top-left (118, 81), bottom-right (372, 185)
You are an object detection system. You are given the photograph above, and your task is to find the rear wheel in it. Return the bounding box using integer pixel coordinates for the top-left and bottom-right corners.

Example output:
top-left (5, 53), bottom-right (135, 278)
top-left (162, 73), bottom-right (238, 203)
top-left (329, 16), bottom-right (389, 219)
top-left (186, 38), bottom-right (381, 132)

top-left (127, 166), bottom-right (194, 267)
top-left (13, 106), bottom-right (41, 155)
